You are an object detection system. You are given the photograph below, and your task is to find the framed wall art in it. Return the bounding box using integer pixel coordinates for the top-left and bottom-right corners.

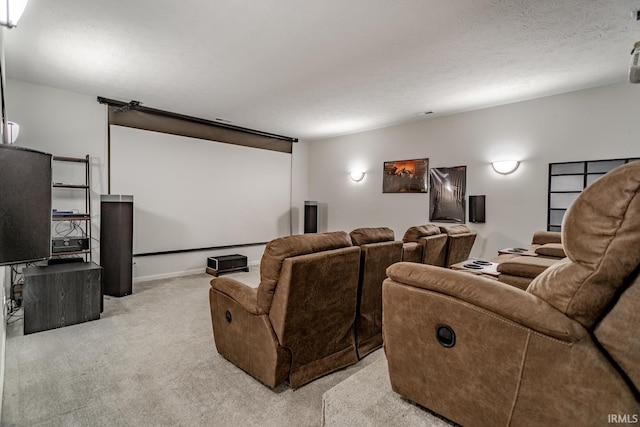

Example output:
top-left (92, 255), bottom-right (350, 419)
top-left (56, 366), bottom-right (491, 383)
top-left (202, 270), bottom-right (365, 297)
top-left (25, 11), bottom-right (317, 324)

top-left (382, 158), bottom-right (429, 193)
top-left (429, 166), bottom-right (467, 223)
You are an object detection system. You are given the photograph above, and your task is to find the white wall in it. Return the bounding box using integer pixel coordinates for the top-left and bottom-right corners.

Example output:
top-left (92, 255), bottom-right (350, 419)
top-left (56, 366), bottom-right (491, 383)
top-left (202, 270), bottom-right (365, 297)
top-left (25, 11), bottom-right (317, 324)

top-left (308, 82), bottom-right (640, 259)
top-left (5, 79), bottom-right (309, 280)
top-left (8, 78), bottom-right (637, 273)
top-left (5, 79), bottom-right (108, 264)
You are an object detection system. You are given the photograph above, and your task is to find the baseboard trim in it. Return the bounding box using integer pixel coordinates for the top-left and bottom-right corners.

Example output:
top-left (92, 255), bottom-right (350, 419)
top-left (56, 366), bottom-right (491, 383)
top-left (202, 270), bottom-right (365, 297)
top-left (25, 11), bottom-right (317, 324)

top-left (133, 261), bottom-right (260, 283)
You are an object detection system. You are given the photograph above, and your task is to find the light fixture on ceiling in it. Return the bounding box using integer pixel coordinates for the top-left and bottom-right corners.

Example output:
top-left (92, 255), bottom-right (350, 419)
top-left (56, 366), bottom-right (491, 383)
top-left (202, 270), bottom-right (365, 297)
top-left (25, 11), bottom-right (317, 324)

top-left (491, 160), bottom-right (520, 175)
top-left (0, 0), bottom-right (28, 28)
top-left (630, 41), bottom-right (640, 83)
top-left (349, 171), bottom-right (366, 182)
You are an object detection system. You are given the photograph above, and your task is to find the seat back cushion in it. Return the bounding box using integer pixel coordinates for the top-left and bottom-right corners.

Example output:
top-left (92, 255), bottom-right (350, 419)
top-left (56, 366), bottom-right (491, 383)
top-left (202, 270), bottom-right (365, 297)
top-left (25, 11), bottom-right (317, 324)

top-left (350, 227), bottom-right (395, 246)
top-left (356, 240), bottom-right (403, 355)
top-left (402, 224), bottom-right (441, 243)
top-left (440, 225), bottom-right (477, 267)
top-left (268, 246), bottom-right (361, 386)
top-left (528, 161), bottom-right (640, 328)
top-left (257, 231), bottom-right (352, 312)
top-left (594, 270), bottom-right (640, 393)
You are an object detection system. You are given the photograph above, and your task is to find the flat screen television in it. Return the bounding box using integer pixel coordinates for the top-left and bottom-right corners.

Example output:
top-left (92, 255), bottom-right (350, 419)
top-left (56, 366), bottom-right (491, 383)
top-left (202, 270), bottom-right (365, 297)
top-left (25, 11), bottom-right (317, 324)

top-left (0, 144), bottom-right (52, 265)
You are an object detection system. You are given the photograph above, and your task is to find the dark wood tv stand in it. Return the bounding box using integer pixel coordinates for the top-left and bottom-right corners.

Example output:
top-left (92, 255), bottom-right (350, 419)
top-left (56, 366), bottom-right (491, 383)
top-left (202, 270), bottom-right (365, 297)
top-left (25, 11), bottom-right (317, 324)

top-left (22, 262), bottom-right (102, 334)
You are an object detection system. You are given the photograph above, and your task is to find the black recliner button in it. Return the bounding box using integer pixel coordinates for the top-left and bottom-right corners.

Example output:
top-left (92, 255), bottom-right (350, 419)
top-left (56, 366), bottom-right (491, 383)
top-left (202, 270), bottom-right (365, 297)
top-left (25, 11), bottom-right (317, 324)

top-left (436, 324), bottom-right (456, 348)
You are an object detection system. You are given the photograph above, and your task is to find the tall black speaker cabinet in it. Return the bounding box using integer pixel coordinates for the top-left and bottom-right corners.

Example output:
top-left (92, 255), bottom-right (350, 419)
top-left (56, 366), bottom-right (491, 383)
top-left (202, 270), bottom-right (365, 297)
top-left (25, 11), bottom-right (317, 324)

top-left (100, 195), bottom-right (133, 297)
top-left (0, 144), bottom-right (52, 265)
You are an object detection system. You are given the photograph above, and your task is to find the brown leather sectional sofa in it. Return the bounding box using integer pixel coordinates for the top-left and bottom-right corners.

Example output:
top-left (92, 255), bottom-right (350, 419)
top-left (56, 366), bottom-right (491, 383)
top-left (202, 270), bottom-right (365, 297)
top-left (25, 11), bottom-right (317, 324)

top-left (382, 161), bottom-right (640, 426)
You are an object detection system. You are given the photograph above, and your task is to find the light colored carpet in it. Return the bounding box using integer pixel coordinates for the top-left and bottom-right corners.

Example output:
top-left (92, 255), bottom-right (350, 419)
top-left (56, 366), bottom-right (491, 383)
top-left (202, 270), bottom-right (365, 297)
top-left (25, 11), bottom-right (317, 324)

top-left (2, 268), bottom-right (455, 426)
top-left (322, 357), bottom-right (455, 427)
top-left (1, 269), bottom-right (389, 426)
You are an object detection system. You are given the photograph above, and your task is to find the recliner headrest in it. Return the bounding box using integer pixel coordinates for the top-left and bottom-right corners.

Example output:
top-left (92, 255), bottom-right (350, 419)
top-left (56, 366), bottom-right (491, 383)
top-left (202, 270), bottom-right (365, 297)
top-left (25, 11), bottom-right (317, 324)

top-left (350, 227), bottom-right (395, 246)
top-left (440, 224), bottom-right (473, 236)
top-left (403, 224), bottom-right (441, 242)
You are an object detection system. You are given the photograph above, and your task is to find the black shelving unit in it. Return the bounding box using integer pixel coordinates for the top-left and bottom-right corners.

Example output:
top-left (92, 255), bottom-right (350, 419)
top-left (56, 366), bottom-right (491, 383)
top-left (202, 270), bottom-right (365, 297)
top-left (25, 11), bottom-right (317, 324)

top-left (547, 157), bottom-right (639, 232)
top-left (51, 155), bottom-right (92, 262)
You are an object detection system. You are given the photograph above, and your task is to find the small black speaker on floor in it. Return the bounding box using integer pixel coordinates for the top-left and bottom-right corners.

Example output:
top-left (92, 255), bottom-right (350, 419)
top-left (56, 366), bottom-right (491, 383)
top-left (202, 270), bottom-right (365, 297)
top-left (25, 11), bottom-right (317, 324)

top-left (469, 195), bottom-right (486, 223)
top-left (304, 201), bottom-right (318, 233)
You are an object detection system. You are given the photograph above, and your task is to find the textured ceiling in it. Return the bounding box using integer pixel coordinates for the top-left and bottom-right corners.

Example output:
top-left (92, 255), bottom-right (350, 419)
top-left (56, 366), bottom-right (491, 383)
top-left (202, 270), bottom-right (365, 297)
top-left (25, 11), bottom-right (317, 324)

top-left (4, 0), bottom-right (640, 141)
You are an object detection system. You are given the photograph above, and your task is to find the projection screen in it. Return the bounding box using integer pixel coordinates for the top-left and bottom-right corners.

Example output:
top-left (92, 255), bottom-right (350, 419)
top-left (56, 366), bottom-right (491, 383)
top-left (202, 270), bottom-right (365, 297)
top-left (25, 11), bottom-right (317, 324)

top-left (109, 125), bottom-right (292, 255)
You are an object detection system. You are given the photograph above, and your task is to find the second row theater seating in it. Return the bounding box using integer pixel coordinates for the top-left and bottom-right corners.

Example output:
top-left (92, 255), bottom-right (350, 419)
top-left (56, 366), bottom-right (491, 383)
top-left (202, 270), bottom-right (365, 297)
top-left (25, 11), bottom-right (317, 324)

top-left (401, 224), bottom-right (477, 267)
top-left (209, 227), bottom-right (404, 389)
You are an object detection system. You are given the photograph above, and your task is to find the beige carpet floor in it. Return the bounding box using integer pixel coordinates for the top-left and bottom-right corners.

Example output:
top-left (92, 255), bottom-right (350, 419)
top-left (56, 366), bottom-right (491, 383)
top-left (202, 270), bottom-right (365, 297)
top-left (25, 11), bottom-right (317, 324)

top-left (1, 268), bottom-right (449, 426)
top-left (322, 357), bottom-right (455, 427)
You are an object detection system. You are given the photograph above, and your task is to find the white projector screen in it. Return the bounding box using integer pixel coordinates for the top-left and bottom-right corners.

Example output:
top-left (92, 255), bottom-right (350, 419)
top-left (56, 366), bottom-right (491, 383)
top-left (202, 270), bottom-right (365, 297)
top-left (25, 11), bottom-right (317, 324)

top-left (109, 125), bottom-right (292, 255)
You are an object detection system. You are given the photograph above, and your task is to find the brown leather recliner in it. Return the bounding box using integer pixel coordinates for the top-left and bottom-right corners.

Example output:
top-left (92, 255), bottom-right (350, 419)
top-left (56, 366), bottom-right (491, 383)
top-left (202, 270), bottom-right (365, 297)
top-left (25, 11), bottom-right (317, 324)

top-left (439, 224), bottom-right (477, 267)
top-left (382, 161), bottom-right (640, 426)
top-left (401, 224), bottom-right (447, 266)
top-left (209, 231), bottom-right (361, 389)
top-left (350, 227), bottom-right (403, 359)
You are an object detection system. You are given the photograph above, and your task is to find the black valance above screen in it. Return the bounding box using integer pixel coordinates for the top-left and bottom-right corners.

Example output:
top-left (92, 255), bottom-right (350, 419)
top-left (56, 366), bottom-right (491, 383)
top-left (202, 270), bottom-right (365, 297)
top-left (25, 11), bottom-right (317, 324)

top-left (98, 97), bottom-right (296, 154)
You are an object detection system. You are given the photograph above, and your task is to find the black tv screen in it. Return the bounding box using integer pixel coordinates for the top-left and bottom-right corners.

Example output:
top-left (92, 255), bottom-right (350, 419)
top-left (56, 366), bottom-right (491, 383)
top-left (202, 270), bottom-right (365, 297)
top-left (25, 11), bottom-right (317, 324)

top-left (0, 144), bottom-right (52, 265)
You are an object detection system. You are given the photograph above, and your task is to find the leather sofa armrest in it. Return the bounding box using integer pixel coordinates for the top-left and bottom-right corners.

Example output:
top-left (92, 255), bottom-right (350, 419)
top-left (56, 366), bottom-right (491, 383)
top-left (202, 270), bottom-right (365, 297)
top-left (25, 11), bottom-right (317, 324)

top-left (401, 241), bottom-right (423, 263)
top-left (497, 256), bottom-right (559, 278)
top-left (385, 262), bottom-right (586, 342)
top-left (534, 243), bottom-right (566, 258)
top-left (210, 277), bottom-right (265, 315)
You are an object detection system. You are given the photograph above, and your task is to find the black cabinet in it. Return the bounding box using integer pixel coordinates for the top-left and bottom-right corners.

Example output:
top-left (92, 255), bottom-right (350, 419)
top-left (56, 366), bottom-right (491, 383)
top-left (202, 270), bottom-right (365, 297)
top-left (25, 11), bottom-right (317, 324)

top-left (22, 262), bottom-right (102, 334)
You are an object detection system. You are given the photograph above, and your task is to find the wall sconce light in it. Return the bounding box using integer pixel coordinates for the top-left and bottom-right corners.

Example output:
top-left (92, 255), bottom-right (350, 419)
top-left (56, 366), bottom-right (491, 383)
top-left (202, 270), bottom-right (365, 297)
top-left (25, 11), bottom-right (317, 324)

top-left (349, 171), bottom-right (366, 182)
top-left (491, 160), bottom-right (520, 175)
top-left (0, 0), bottom-right (29, 28)
top-left (1, 121), bottom-right (20, 144)
top-left (630, 41), bottom-right (640, 84)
